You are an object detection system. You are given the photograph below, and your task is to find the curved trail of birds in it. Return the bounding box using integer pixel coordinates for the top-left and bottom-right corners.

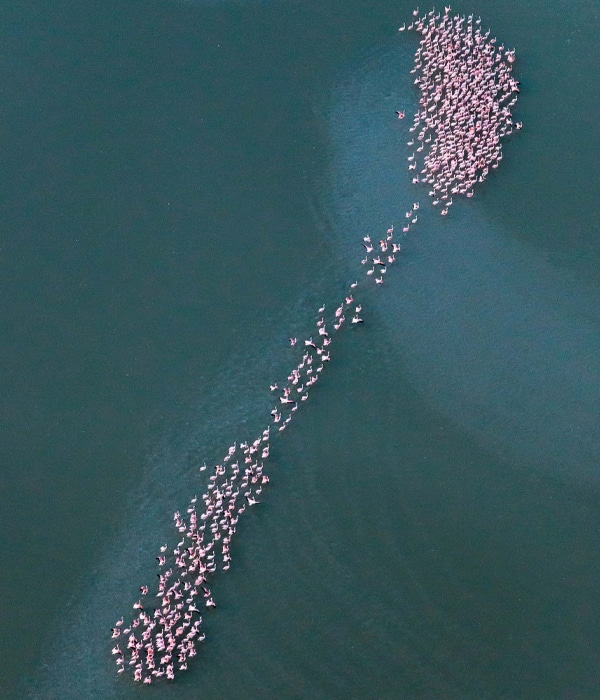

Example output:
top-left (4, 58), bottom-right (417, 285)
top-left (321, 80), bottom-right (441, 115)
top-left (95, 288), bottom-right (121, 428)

top-left (111, 7), bottom-right (521, 684)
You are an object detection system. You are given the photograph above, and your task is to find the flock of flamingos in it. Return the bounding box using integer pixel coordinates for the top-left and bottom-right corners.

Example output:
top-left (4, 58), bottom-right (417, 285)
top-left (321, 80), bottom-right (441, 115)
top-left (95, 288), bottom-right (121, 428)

top-left (111, 6), bottom-right (521, 684)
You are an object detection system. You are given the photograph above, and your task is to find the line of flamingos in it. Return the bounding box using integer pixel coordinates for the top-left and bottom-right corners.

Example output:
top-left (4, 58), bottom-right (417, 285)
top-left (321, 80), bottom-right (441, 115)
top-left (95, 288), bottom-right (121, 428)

top-left (111, 6), bottom-right (521, 683)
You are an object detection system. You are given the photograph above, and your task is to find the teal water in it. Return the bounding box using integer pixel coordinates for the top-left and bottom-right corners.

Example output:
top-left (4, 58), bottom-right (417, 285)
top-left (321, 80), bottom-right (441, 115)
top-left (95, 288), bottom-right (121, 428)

top-left (1, 1), bottom-right (599, 698)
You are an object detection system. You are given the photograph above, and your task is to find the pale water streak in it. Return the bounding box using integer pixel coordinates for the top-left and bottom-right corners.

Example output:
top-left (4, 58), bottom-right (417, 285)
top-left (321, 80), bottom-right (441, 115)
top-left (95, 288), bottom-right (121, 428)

top-left (324, 37), bottom-right (600, 484)
top-left (23, 248), bottom-right (356, 699)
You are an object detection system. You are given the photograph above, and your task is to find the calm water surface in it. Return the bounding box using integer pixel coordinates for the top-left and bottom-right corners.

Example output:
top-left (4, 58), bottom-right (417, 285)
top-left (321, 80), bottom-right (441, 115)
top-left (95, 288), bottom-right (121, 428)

top-left (0, 1), bottom-right (598, 698)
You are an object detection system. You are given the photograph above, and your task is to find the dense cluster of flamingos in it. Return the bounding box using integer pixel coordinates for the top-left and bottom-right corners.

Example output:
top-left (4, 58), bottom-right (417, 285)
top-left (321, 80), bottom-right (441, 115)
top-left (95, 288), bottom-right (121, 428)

top-left (112, 6), bottom-right (520, 683)
top-left (399, 6), bottom-right (521, 213)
